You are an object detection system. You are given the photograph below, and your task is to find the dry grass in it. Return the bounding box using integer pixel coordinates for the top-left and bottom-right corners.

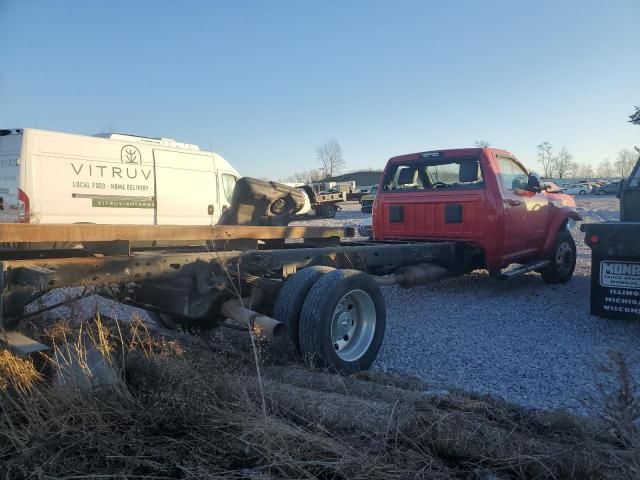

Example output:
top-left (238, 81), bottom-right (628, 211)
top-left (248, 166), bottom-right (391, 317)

top-left (592, 351), bottom-right (640, 475)
top-left (0, 318), bottom-right (637, 479)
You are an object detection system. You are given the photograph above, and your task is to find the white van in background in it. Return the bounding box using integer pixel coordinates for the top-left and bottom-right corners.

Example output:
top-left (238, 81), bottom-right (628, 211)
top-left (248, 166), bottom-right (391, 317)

top-left (0, 128), bottom-right (240, 225)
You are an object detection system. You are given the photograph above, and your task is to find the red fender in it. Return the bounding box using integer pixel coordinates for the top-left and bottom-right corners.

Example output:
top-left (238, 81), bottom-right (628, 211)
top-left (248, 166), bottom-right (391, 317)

top-left (542, 208), bottom-right (582, 255)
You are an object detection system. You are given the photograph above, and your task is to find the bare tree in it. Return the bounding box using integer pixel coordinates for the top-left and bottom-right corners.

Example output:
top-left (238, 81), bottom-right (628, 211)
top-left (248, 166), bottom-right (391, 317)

top-left (474, 140), bottom-right (490, 148)
top-left (597, 158), bottom-right (614, 178)
top-left (286, 169), bottom-right (324, 185)
top-left (575, 162), bottom-right (594, 178)
top-left (536, 142), bottom-right (554, 177)
top-left (614, 149), bottom-right (637, 177)
top-left (551, 147), bottom-right (574, 179)
top-left (316, 139), bottom-right (345, 179)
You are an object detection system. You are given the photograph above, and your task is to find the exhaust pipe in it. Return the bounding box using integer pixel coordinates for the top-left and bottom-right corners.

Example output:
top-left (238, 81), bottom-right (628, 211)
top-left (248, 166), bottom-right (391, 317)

top-left (374, 263), bottom-right (449, 288)
top-left (221, 298), bottom-right (285, 340)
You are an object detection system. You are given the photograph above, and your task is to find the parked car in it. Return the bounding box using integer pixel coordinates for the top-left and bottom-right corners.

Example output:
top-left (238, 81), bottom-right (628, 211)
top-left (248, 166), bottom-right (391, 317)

top-left (563, 184), bottom-right (592, 195)
top-left (541, 181), bottom-right (563, 192)
top-left (541, 182), bottom-right (576, 207)
top-left (593, 181), bottom-right (620, 195)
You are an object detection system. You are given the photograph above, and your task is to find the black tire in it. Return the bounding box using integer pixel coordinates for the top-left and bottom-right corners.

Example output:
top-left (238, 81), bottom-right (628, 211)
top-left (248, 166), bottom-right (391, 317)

top-left (579, 190), bottom-right (586, 195)
top-left (298, 269), bottom-right (386, 374)
top-left (541, 230), bottom-right (577, 284)
top-left (273, 266), bottom-right (335, 351)
top-left (323, 204), bottom-right (338, 218)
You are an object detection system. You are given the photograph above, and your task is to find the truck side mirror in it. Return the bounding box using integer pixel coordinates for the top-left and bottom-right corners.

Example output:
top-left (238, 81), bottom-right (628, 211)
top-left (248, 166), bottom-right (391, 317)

top-left (527, 173), bottom-right (541, 193)
top-left (616, 179), bottom-right (625, 199)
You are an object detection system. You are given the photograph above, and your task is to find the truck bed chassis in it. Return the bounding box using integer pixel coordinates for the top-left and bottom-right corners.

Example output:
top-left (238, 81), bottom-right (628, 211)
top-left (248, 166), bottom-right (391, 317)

top-left (0, 224), bottom-right (459, 328)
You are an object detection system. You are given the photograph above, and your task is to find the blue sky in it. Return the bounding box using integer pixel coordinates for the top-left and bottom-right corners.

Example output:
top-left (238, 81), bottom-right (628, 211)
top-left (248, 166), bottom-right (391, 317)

top-left (1, 0), bottom-right (638, 178)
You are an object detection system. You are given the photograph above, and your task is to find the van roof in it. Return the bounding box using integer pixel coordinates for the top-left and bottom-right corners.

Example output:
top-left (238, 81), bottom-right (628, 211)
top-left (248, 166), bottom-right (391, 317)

top-left (93, 132), bottom-right (200, 151)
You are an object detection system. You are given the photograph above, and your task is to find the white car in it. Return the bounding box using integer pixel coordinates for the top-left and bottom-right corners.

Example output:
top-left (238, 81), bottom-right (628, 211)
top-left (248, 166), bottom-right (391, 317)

top-left (563, 184), bottom-right (591, 195)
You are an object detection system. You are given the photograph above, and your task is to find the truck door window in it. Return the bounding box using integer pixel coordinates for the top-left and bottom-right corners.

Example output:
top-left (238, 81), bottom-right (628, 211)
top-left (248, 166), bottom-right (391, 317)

top-left (497, 158), bottom-right (528, 191)
top-left (383, 158), bottom-right (483, 191)
top-left (221, 174), bottom-right (237, 203)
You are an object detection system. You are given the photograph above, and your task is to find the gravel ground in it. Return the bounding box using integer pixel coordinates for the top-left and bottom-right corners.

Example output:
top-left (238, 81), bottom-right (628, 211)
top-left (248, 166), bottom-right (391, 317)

top-left (33, 197), bottom-right (639, 416)
top-left (296, 198), bottom-right (640, 416)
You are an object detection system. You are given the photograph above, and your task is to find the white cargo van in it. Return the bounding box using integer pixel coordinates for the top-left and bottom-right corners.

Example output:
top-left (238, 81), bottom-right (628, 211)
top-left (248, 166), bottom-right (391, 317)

top-left (0, 128), bottom-right (240, 225)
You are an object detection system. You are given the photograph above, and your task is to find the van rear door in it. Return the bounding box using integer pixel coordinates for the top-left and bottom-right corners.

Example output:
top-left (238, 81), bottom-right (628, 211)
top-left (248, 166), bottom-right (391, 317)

top-left (153, 150), bottom-right (218, 225)
top-left (0, 130), bottom-right (22, 223)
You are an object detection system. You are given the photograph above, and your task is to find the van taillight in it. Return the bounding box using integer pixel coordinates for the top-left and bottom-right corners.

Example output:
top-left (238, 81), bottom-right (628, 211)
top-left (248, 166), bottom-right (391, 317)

top-left (17, 188), bottom-right (30, 223)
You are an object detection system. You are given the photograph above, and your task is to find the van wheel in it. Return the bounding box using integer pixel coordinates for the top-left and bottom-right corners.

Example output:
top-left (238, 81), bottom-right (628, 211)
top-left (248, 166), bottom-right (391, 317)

top-left (299, 269), bottom-right (385, 374)
top-left (273, 266), bottom-right (335, 351)
top-left (541, 231), bottom-right (576, 284)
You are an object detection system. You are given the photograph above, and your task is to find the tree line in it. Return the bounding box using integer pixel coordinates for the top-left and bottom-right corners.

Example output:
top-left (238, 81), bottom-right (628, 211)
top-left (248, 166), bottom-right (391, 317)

top-left (534, 142), bottom-right (637, 179)
top-left (536, 107), bottom-right (639, 179)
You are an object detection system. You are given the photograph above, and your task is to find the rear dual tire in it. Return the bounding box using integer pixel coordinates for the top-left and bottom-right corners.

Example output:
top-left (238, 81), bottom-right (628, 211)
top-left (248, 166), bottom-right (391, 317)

top-left (273, 268), bottom-right (386, 374)
top-left (273, 266), bottom-right (335, 351)
top-left (299, 269), bottom-right (385, 373)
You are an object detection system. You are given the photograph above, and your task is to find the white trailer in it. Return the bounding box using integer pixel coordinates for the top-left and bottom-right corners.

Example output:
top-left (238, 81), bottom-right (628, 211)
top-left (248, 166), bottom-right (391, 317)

top-left (0, 128), bottom-right (240, 225)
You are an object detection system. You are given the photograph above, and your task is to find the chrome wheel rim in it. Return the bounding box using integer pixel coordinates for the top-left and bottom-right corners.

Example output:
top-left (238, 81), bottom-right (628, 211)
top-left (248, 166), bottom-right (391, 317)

top-left (330, 289), bottom-right (376, 362)
top-left (556, 241), bottom-right (574, 276)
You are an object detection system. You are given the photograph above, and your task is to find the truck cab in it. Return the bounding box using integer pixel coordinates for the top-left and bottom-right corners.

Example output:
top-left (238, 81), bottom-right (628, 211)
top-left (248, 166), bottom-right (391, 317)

top-left (372, 148), bottom-right (581, 276)
top-left (617, 157), bottom-right (640, 222)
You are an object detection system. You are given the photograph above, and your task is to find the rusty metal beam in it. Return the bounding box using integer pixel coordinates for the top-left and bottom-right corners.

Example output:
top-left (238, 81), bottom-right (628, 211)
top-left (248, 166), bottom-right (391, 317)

top-left (0, 224), bottom-right (353, 243)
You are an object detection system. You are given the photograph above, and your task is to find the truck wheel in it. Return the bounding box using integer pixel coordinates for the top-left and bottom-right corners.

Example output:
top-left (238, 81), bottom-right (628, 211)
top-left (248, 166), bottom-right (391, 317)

top-left (579, 190), bottom-right (586, 195)
top-left (299, 269), bottom-right (386, 374)
top-left (541, 231), bottom-right (576, 284)
top-left (273, 266), bottom-right (335, 351)
top-left (323, 204), bottom-right (337, 218)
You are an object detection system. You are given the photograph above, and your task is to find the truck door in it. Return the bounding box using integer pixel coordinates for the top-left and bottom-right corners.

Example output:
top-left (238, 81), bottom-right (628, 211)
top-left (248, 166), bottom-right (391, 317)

top-left (620, 158), bottom-right (640, 222)
top-left (153, 150), bottom-right (218, 225)
top-left (495, 155), bottom-right (549, 260)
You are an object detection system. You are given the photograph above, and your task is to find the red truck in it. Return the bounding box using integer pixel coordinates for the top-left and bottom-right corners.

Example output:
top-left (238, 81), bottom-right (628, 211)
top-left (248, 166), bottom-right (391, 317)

top-left (0, 148), bottom-right (581, 374)
top-left (371, 147), bottom-right (581, 281)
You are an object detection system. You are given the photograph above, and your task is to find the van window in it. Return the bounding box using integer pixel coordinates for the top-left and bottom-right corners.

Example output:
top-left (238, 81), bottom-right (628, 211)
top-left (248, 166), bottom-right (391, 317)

top-left (221, 174), bottom-right (237, 203)
top-left (496, 157), bottom-right (528, 191)
top-left (382, 157), bottom-right (483, 191)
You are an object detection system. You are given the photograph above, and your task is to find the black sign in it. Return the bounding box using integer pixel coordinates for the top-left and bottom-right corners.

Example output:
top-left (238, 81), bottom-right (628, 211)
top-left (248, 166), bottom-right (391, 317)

top-left (591, 254), bottom-right (640, 320)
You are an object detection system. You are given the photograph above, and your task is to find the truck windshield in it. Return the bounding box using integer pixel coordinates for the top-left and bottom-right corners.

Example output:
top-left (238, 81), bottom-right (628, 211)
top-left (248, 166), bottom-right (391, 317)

top-left (382, 157), bottom-right (483, 192)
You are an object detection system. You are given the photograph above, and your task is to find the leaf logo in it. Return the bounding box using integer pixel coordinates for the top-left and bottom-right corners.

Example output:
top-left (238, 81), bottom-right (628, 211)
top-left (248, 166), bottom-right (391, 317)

top-left (121, 145), bottom-right (142, 165)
